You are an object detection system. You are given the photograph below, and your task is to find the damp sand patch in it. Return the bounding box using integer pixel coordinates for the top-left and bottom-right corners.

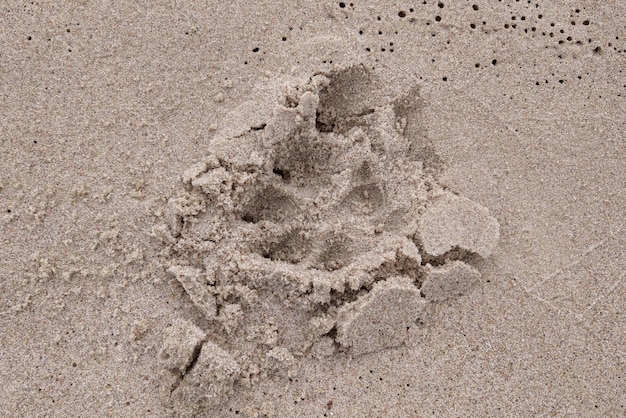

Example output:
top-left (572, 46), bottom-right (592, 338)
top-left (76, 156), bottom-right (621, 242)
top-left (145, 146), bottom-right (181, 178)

top-left (152, 65), bottom-right (499, 414)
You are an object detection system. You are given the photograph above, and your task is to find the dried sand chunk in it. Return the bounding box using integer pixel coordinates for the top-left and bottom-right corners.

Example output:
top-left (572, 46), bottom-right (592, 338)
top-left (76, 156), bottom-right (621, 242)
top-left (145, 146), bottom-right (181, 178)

top-left (182, 161), bottom-right (208, 184)
top-left (421, 260), bottom-right (482, 302)
top-left (418, 191), bottom-right (500, 258)
top-left (170, 341), bottom-right (241, 412)
top-left (168, 265), bottom-right (217, 319)
top-left (159, 319), bottom-right (206, 373)
top-left (191, 167), bottom-right (232, 197)
top-left (336, 276), bottom-right (425, 355)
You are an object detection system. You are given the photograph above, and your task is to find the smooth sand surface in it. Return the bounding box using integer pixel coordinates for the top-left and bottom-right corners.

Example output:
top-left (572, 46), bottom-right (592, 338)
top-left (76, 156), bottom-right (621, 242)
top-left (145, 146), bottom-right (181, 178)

top-left (1, 1), bottom-right (624, 417)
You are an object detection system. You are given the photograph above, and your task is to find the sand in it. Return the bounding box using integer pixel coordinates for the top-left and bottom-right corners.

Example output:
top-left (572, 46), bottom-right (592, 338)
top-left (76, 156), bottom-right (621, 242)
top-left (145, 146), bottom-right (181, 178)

top-left (1, 1), bottom-right (624, 417)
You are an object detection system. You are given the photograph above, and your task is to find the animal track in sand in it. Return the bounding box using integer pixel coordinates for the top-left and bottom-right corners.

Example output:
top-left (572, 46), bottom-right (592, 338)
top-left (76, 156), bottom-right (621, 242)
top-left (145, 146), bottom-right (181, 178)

top-left (153, 64), bottom-right (499, 413)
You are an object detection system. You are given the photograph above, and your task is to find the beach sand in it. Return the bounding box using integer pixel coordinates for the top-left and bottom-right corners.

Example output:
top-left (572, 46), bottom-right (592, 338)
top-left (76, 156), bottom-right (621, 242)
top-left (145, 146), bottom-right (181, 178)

top-left (1, 1), bottom-right (624, 416)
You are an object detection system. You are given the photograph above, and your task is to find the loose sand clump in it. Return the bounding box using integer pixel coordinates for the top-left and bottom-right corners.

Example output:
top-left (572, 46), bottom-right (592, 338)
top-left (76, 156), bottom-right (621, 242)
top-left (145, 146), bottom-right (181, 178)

top-left (153, 65), bottom-right (499, 414)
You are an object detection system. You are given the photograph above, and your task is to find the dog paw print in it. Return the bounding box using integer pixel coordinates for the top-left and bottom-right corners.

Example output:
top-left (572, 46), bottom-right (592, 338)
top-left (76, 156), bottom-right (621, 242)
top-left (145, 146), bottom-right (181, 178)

top-left (156, 65), bottom-right (499, 412)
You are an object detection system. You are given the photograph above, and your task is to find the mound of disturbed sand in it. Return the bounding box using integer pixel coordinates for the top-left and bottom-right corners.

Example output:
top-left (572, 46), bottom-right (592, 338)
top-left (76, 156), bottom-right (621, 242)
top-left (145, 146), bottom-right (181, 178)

top-left (153, 66), bottom-right (499, 414)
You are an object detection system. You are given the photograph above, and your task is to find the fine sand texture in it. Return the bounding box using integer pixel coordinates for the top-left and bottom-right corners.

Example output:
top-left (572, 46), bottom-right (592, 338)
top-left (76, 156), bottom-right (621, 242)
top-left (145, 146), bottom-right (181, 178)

top-left (1, 1), bottom-right (625, 417)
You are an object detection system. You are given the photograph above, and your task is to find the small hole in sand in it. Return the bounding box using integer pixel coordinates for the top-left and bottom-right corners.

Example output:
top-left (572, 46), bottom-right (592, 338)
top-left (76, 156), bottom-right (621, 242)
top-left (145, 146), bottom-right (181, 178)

top-left (273, 168), bottom-right (291, 182)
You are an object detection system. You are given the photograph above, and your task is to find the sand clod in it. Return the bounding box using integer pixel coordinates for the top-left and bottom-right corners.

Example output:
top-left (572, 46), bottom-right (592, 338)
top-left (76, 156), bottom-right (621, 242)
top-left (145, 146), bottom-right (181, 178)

top-left (421, 260), bottom-right (482, 302)
top-left (336, 276), bottom-right (426, 355)
top-left (418, 191), bottom-right (500, 258)
top-left (168, 340), bottom-right (241, 413)
top-left (158, 319), bottom-right (206, 374)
